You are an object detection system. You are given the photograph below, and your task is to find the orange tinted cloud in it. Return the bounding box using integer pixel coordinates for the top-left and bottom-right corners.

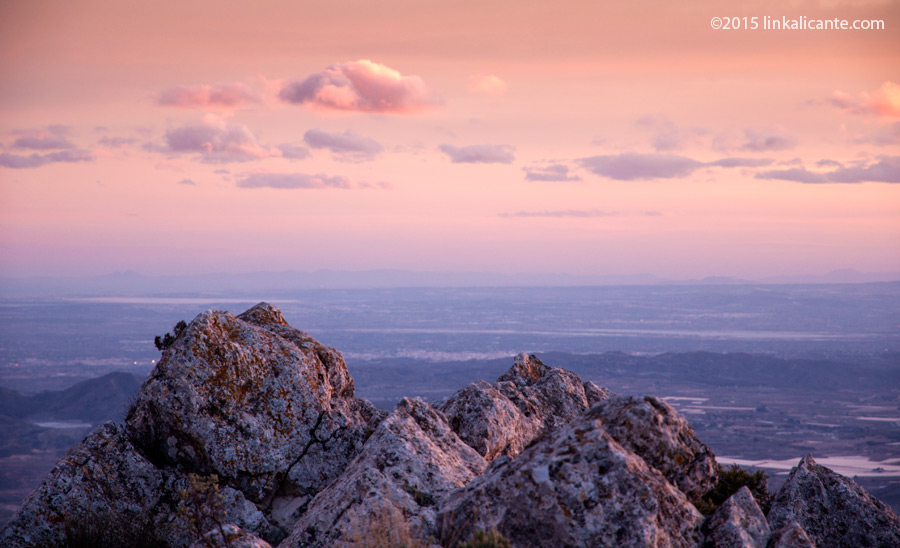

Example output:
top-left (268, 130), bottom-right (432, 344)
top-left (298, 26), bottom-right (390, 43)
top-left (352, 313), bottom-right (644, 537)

top-left (468, 75), bottom-right (508, 96)
top-left (830, 81), bottom-right (900, 118)
top-left (279, 60), bottom-right (436, 113)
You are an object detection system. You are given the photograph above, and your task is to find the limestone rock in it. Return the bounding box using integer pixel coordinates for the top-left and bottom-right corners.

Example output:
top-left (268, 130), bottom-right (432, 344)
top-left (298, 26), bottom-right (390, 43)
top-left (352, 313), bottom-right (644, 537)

top-left (701, 486), bottom-right (769, 548)
top-left (190, 524), bottom-right (273, 548)
top-left (766, 522), bottom-right (816, 548)
top-left (0, 422), bottom-right (171, 548)
top-left (280, 397), bottom-right (486, 548)
top-left (592, 395), bottom-right (718, 501)
top-left (440, 353), bottom-right (611, 461)
top-left (126, 303), bottom-right (384, 512)
top-left (767, 455), bottom-right (900, 548)
top-left (0, 421), bottom-right (277, 548)
top-left (437, 404), bottom-right (703, 548)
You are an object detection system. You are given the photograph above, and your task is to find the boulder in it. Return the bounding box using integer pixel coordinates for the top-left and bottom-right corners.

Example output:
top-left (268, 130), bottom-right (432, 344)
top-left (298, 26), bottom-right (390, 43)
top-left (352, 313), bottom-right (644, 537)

top-left (437, 404), bottom-right (703, 548)
top-left (190, 524), bottom-right (273, 548)
top-left (440, 353), bottom-right (611, 461)
top-left (126, 303), bottom-right (385, 515)
top-left (766, 522), bottom-right (816, 548)
top-left (0, 422), bottom-right (171, 548)
top-left (701, 486), bottom-right (769, 548)
top-left (767, 455), bottom-right (900, 548)
top-left (592, 395), bottom-right (718, 501)
top-left (0, 422), bottom-right (273, 548)
top-left (280, 397), bottom-right (486, 548)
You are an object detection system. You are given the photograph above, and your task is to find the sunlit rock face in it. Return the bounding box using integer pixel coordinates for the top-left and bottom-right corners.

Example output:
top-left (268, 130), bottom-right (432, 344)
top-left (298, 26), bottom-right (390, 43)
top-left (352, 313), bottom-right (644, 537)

top-left (281, 397), bottom-right (486, 548)
top-left (700, 486), bottom-right (770, 548)
top-left (126, 302), bottom-right (385, 513)
top-left (592, 395), bottom-right (718, 502)
top-left (767, 455), bottom-right (900, 548)
top-left (440, 353), bottom-right (611, 461)
top-left (437, 403), bottom-right (704, 548)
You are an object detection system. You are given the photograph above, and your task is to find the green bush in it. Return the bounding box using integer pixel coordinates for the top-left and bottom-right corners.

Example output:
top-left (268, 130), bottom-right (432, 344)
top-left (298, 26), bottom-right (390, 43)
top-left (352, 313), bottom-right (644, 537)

top-left (695, 464), bottom-right (772, 515)
top-left (154, 320), bottom-right (187, 351)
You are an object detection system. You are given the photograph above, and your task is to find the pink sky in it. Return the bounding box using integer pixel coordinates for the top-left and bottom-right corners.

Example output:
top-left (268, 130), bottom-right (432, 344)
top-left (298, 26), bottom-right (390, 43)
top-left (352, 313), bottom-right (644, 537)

top-left (1, 0), bottom-right (898, 280)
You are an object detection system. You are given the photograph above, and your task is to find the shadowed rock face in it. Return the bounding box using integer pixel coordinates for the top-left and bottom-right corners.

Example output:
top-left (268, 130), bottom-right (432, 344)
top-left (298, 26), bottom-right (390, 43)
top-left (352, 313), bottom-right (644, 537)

top-left (281, 397), bottom-right (486, 548)
top-left (767, 455), bottom-right (900, 548)
top-left (126, 303), bottom-right (384, 511)
top-left (766, 521), bottom-right (815, 548)
top-left (440, 353), bottom-right (611, 462)
top-left (592, 395), bottom-right (718, 502)
top-left (437, 404), bottom-right (704, 548)
top-left (0, 422), bottom-right (274, 548)
top-left (701, 486), bottom-right (770, 548)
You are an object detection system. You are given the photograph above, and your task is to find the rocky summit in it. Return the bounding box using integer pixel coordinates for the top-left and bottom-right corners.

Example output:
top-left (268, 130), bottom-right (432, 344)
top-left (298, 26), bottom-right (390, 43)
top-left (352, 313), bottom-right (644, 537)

top-left (2, 303), bottom-right (899, 548)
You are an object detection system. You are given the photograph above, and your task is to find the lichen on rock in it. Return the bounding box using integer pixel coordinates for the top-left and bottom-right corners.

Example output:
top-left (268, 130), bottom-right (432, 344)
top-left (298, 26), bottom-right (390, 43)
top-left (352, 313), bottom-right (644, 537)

top-left (437, 405), bottom-right (704, 548)
top-left (440, 353), bottom-right (611, 462)
top-left (126, 303), bottom-right (384, 511)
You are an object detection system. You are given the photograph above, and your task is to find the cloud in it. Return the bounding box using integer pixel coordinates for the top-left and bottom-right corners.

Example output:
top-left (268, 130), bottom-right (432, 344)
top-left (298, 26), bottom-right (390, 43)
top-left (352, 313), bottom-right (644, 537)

top-left (237, 172), bottom-right (355, 189)
top-left (579, 153), bottom-right (779, 180)
top-left (0, 149), bottom-right (93, 169)
top-left (855, 122), bottom-right (900, 146)
top-left (755, 156), bottom-right (900, 183)
top-left (163, 116), bottom-right (279, 162)
top-left (439, 144), bottom-right (515, 164)
top-left (524, 164), bottom-right (582, 181)
top-left (10, 125), bottom-right (74, 150)
top-left (279, 60), bottom-right (435, 113)
top-left (707, 157), bottom-right (774, 168)
top-left (468, 75), bottom-right (508, 96)
top-left (277, 144), bottom-right (311, 160)
top-left (303, 129), bottom-right (383, 161)
top-left (740, 128), bottom-right (797, 152)
top-left (500, 209), bottom-right (617, 218)
top-left (177, 179), bottom-right (196, 185)
top-left (830, 81), bottom-right (900, 118)
top-left (580, 153), bottom-right (702, 180)
top-left (158, 82), bottom-right (259, 109)
top-left (635, 115), bottom-right (706, 151)
top-left (98, 136), bottom-right (138, 148)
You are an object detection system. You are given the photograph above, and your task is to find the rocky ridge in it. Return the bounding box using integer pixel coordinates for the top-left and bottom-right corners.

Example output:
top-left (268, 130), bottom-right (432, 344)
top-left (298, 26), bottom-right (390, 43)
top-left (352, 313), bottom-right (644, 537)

top-left (2, 303), bottom-right (899, 548)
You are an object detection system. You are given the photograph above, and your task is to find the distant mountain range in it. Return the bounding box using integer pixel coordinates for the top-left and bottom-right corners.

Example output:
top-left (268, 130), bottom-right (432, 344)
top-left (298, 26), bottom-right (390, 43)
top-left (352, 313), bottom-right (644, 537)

top-left (0, 372), bottom-right (142, 457)
top-left (1, 269), bottom-right (898, 298)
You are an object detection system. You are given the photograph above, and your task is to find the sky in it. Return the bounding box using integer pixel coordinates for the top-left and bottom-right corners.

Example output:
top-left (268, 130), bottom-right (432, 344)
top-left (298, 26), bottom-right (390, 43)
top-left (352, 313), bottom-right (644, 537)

top-left (1, 0), bottom-right (898, 281)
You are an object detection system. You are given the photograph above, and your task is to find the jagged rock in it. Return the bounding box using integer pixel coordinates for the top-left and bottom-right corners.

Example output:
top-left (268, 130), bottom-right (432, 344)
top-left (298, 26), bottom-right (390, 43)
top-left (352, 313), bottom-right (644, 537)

top-left (126, 303), bottom-right (385, 517)
top-left (0, 422), bottom-right (171, 548)
top-left (701, 486), bottom-right (769, 548)
top-left (190, 524), bottom-right (273, 548)
top-left (767, 455), bottom-right (900, 548)
top-left (592, 395), bottom-right (718, 501)
top-left (0, 422), bottom-right (273, 548)
top-left (440, 353), bottom-right (611, 461)
top-left (437, 404), bottom-right (703, 548)
top-left (280, 397), bottom-right (486, 548)
top-left (766, 522), bottom-right (815, 548)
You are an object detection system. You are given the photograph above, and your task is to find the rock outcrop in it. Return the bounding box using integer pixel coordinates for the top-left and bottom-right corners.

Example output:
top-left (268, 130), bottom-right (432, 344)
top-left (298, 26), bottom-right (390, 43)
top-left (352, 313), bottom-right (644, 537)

top-left (126, 303), bottom-right (384, 527)
top-left (701, 486), bottom-right (770, 548)
top-left (766, 454), bottom-right (900, 548)
top-left (0, 422), bottom-right (273, 548)
top-left (3, 302), bottom-right (899, 548)
top-left (440, 353), bottom-right (610, 461)
top-left (766, 521), bottom-right (816, 548)
top-left (592, 395), bottom-right (718, 501)
top-left (281, 397), bottom-right (486, 548)
top-left (437, 403), bottom-right (704, 548)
